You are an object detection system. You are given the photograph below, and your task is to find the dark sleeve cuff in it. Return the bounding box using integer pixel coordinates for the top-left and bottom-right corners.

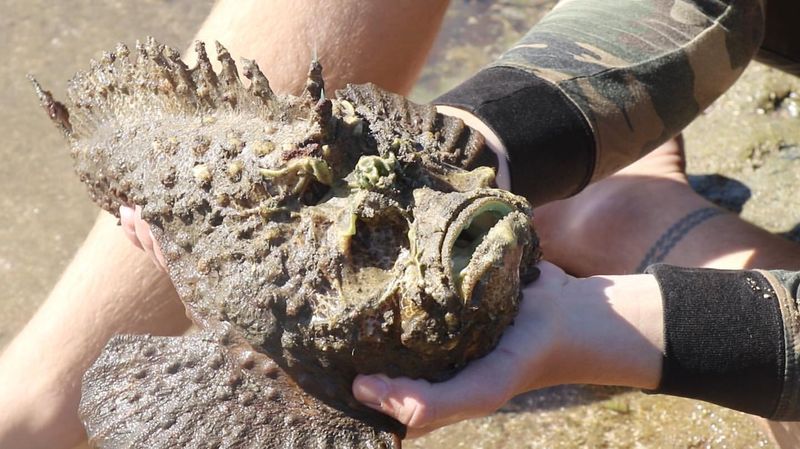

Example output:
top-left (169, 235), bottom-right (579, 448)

top-left (433, 66), bottom-right (595, 206)
top-left (646, 264), bottom-right (785, 418)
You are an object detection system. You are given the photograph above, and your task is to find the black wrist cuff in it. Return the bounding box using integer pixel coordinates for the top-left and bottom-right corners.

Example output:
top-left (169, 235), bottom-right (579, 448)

top-left (434, 66), bottom-right (595, 206)
top-left (646, 264), bottom-right (784, 418)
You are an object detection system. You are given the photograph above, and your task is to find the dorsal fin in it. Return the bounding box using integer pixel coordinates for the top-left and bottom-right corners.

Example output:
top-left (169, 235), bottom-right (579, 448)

top-left (28, 75), bottom-right (72, 136)
top-left (215, 41), bottom-right (240, 87)
top-left (303, 59), bottom-right (324, 101)
top-left (163, 44), bottom-right (196, 99)
top-left (193, 41), bottom-right (219, 101)
top-left (31, 40), bottom-right (330, 139)
top-left (241, 58), bottom-right (275, 103)
top-left (215, 41), bottom-right (241, 108)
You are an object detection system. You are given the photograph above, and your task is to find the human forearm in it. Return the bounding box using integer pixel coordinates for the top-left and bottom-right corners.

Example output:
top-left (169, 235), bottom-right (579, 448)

top-left (2, 3), bottom-right (453, 447)
top-left (353, 263), bottom-right (667, 434)
top-left (539, 273), bottom-right (664, 391)
top-left (192, 0), bottom-right (449, 95)
top-left (645, 265), bottom-right (800, 420)
top-left (436, 0), bottom-right (765, 205)
top-left (354, 261), bottom-right (800, 433)
top-left (536, 164), bottom-right (800, 276)
top-left (556, 264), bottom-right (800, 420)
top-left (660, 204), bottom-right (800, 271)
top-left (0, 213), bottom-right (188, 449)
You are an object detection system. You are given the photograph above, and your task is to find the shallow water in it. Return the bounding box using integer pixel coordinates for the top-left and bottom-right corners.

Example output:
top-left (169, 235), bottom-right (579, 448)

top-left (1, 0), bottom-right (791, 448)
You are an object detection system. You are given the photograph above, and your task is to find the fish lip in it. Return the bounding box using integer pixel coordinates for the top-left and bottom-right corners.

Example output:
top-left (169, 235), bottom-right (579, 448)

top-left (441, 195), bottom-right (523, 302)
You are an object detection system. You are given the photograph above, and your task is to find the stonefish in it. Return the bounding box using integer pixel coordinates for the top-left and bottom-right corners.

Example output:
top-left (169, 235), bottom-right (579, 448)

top-left (31, 37), bottom-right (541, 449)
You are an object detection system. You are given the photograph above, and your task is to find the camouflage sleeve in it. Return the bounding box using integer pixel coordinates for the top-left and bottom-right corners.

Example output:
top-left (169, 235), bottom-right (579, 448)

top-left (436, 0), bottom-right (765, 206)
top-left (644, 264), bottom-right (800, 420)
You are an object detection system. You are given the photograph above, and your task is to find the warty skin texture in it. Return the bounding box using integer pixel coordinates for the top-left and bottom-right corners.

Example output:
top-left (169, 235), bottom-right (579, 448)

top-left (31, 37), bottom-right (541, 449)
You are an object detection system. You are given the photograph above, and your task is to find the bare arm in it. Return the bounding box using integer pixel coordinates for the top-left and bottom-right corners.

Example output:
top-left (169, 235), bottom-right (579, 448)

top-left (0, 213), bottom-right (188, 448)
top-left (351, 0), bottom-right (800, 425)
top-left (0, 2), bottom-right (449, 448)
top-left (192, 0), bottom-right (449, 95)
top-left (436, 0), bottom-right (766, 205)
top-left (353, 262), bottom-right (665, 437)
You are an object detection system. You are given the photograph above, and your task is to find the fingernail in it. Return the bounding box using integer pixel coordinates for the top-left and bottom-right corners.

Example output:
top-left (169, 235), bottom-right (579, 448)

top-left (353, 375), bottom-right (389, 409)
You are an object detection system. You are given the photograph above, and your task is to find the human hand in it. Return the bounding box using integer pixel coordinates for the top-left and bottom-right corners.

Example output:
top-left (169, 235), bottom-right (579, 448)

top-left (352, 262), bottom-right (665, 438)
top-left (435, 105), bottom-right (511, 191)
top-left (352, 262), bottom-right (571, 438)
top-left (119, 205), bottom-right (168, 272)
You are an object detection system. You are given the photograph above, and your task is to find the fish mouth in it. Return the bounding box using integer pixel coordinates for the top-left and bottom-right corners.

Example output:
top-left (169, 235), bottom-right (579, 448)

top-left (443, 196), bottom-right (527, 304)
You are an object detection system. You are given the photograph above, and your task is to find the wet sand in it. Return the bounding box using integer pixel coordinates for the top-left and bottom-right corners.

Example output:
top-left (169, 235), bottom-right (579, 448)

top-left (2, 0), bottom-right (791, 448)
top-left (0, 0), bottom-right (213, 348)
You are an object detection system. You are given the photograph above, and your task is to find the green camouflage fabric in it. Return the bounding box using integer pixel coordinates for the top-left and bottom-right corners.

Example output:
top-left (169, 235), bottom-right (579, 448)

top-left (492, 0), bottom-right (765, 181)
top-left (486, 0), bottom-right (800, 420)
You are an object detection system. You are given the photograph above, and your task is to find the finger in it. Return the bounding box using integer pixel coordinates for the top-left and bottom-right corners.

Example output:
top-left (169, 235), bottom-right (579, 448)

top-left (353, 348), bottom-right (519, 433)
top-left (353, 375), bottom-right (437, 438)
top-left (119, 206), bottom-right (143, 249)
top-left (133, 206), bottom-right (165, 271)
top-left (150, 228), bottom-right (169, 272)
top-left (530, 260), bottom-right (566, 282)
top-left (522, 260), bottom-right (570, 298)
top-left (133, 206), bottom-right (154, 253)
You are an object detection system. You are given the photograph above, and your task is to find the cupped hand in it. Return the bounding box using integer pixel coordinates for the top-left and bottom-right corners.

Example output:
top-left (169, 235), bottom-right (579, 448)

top-left (119, 205), bottom-right (168, 272)
top-left (352, 262), bottom-right (572, 438)
top-left (121, 203), bottom-right (583, 437)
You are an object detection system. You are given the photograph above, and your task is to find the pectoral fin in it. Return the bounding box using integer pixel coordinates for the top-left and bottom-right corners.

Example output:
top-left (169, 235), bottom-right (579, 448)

top-left (80, 329), bottom-right (402, 449)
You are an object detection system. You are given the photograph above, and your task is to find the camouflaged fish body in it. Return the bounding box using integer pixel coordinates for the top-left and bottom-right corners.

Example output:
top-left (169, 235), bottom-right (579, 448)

top-left (32, 38), bottom-right (540, 449)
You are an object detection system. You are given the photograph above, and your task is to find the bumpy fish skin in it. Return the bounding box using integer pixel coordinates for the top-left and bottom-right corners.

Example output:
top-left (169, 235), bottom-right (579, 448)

top-left (32, 37), bottom-right (541, 449)
top-left (80, 326), bottom-right (402, 449)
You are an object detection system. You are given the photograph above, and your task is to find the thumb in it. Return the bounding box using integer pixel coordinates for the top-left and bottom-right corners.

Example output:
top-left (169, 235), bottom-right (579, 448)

top-left (353, 350), bottom-right (519, 435)
top-left (353, 374), bottom-right (436, 430)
